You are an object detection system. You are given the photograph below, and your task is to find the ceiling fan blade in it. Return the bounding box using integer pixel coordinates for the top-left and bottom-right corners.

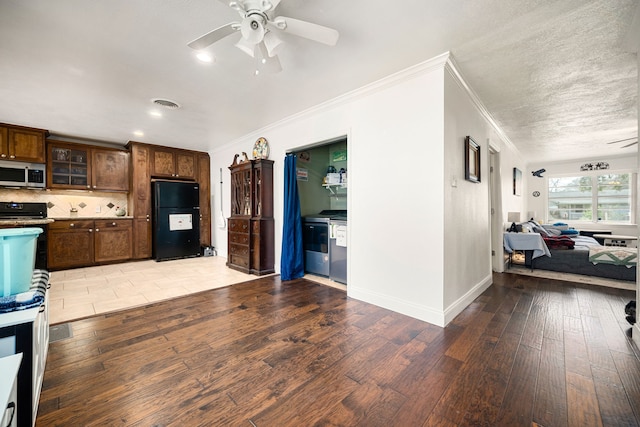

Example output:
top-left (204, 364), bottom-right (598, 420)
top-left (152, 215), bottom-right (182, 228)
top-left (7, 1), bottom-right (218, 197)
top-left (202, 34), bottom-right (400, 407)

top-left (272, 16), bottom-right (339, 46)
top-left (187, 22), bottom-right (240, 50)
top-left (606, 137), bottom-right (637, 144)
top-left (621, 141), bottom-right (638, 148)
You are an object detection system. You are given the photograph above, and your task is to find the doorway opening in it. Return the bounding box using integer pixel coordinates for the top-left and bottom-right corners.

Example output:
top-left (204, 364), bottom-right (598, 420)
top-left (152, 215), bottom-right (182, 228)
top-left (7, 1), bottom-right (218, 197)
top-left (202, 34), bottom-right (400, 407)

top-left (288, 135), bottom-right (348, 287)
top-left (291, 135), bottom-right (347, 217)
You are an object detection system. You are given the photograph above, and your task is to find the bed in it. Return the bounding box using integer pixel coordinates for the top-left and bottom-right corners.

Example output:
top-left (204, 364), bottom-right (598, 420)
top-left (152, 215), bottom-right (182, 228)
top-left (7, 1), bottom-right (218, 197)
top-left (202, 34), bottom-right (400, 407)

top-left (519, 223), bottom-right (637, 282)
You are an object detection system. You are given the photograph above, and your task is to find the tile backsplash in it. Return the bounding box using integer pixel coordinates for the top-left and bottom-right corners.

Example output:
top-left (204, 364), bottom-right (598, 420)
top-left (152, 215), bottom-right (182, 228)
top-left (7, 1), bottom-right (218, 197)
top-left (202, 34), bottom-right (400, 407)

top-left (0, 189), bottom-right (128, 218)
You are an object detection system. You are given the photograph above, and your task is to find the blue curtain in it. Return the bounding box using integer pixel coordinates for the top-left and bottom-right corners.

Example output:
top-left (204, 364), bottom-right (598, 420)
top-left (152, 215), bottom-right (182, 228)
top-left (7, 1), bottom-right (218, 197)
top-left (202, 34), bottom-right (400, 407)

top-left (280, 153), bottom-right (304, 281)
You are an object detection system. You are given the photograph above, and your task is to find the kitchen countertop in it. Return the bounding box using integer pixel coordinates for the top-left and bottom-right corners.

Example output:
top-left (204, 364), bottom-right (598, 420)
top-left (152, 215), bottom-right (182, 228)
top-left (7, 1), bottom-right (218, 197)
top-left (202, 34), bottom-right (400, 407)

top-left (0, 218), bottom-right (54, 226)
top-left (50, 216), bottom-right (133, 220)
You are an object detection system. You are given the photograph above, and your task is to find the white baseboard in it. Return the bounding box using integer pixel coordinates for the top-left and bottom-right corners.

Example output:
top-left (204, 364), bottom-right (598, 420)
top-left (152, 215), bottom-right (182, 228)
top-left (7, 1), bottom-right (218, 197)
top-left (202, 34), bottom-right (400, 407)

top-left (443, 273), bottom-right (493, 325)
top-left (348, 273), bottom-right (493, 328)
top-left (347, 286), bottom-right (446, 327)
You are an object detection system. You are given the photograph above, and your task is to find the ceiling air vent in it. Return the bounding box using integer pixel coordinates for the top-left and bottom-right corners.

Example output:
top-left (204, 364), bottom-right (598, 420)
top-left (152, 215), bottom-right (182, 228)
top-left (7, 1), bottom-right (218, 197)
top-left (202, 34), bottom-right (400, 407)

top-left (151, 98), bottom-right (181, 109)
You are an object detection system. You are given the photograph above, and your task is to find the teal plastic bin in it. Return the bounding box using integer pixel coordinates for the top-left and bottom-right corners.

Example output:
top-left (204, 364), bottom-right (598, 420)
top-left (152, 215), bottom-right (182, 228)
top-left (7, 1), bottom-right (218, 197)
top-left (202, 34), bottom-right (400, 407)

top-left (0, 227), bottom-right (43, 297)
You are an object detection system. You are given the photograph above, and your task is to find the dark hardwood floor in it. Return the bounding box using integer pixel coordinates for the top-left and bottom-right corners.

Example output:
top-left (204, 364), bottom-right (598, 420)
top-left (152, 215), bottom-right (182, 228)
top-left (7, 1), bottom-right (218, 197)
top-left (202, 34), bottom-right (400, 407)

top-left (37, 273), bottom-right (640, 426)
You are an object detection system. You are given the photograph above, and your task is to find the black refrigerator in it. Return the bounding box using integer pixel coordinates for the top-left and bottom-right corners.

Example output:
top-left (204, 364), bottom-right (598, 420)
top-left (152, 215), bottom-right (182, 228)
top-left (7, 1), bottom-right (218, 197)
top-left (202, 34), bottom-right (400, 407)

top-left (152, 180), bottom-right (201, 261)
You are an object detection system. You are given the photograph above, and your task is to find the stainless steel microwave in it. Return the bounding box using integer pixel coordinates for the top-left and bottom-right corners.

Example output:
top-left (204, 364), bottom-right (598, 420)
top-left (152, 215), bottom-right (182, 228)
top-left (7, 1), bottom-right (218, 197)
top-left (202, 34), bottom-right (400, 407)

top-left (0, 160), bottom-right (46, 188)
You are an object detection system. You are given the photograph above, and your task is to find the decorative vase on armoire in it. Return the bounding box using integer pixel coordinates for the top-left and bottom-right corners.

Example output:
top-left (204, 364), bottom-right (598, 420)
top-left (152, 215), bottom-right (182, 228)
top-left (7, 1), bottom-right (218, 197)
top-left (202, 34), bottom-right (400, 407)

top-left (227, 159), bottom-right (274, 275)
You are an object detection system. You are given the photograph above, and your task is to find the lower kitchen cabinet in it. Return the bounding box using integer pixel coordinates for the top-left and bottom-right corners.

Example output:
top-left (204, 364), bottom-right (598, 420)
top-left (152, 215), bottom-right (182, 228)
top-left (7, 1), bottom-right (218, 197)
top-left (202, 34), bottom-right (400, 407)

top-left (132, 218), bottom-right (152, 259)
top-left (47, 220), bottom-right (94, 270)
top-left (48, 218), bottom-right (132, 270)
top-left (94, 219), bottom-right (133, 263)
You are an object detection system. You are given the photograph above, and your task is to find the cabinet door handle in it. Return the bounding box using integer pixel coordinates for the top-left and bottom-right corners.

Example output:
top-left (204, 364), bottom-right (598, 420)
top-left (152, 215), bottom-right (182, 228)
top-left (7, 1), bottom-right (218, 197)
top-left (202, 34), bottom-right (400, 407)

top-left (0, 154), bottom-right (6, 158)
top-left (95, 228), bottom-right (99, 232)
top-left (89, 229), bottom-right (93, 232)
top-left (69, 223), bottom-right (75, 227)
top-left (5, 401), bottom-right (15, 425)
top-left (9, 155), bottom-right (15, 159)
top-left (112, 222), bottom-right (116, 226)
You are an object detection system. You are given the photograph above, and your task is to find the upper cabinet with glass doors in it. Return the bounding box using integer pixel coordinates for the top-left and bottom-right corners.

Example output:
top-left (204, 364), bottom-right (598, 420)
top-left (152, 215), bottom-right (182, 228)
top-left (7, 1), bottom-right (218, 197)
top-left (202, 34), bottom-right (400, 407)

top-left (47, 141), bottom-right (129, 192)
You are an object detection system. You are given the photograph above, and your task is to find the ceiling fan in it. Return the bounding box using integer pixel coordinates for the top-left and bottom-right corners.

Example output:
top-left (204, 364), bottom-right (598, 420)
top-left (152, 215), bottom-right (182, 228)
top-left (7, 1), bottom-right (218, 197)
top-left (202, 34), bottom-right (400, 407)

top-left (606, 137), bottom-right (638, 148)
top-left (188, 0), bottom-right (339, 74)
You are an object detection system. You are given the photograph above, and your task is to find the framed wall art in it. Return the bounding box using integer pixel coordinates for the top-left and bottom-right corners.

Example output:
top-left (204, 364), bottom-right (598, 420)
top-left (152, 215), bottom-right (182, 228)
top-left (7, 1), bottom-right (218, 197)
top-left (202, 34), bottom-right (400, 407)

top-left (464, 136), bottom-right (480, 183)
top-left (513, 167), bottom-right (522, 196)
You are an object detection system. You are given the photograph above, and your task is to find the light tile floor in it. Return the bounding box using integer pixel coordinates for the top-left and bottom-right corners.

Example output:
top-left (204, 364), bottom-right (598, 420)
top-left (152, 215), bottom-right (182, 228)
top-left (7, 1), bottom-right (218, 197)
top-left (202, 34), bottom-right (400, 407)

top-left (48, 256), bottom-right (346, 325)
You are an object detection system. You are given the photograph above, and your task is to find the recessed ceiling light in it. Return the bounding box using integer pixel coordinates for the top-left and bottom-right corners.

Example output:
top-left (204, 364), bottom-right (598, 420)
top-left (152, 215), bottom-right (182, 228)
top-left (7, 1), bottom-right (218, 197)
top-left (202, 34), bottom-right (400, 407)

top-left (196, 52), bottom-right (213, 63)
top-left (133, 130), bottom-right (144, 137)
top-left (149, 110), bottom-right (163, 118)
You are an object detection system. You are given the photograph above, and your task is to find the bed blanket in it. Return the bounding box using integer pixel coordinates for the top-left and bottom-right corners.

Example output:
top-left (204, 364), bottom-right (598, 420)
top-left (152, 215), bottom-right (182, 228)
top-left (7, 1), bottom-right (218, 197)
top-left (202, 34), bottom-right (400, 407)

top-left (589, 247), bottom-right (637, 267)
top-left (542, 235), bottom-right (575, 249)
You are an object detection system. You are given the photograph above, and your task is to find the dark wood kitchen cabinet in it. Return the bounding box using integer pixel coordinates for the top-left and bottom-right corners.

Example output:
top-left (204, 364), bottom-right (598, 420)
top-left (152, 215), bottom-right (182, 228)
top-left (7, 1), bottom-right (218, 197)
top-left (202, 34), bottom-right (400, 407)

top-left (197, 152), bottom-right (211, 246)
top-left (47, 141), bottom-right (129, 191)
top-left (227, 159), bottom-right (274, 275)
top-left (91, 148), bottom-right (130, 191)
top-left (150, 146), bottom-right (196, 180)
top-left (127, 141), bottom-right (211, 258)
top-left (47, 219), bottom-right (132, 270)
top-left (94, 219), bottom-right (133, 263)
top-left (48, 220), bottom-right (94, 270)
top-left (126, 141), bottom-right (153, 259)
top-left (0, 123), bottom-right (47, 163)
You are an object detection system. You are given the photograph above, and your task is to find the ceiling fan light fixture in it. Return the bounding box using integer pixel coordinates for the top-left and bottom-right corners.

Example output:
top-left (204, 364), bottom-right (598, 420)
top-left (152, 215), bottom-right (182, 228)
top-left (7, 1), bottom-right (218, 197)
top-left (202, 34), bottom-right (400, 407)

top-left (263, 31), bottom-right (283, 57)
top-left (235, 37), bottom-right (256, 57)
top-left (255, 42), bottom-right (281, 74)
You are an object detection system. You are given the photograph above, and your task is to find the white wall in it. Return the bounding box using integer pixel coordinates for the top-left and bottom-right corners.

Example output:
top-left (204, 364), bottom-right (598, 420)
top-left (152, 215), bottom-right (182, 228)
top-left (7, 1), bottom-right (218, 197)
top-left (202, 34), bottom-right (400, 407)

top-left (527, 155), bottom-right (638, 235)
top-left (210, 52), bottom-right (529, 327)
top-left (442, 69), bottom-right (492, 313)
top-left (211, 54), bottom-right (452, 325)
top-left (441, 64), bottom-right (527, 320)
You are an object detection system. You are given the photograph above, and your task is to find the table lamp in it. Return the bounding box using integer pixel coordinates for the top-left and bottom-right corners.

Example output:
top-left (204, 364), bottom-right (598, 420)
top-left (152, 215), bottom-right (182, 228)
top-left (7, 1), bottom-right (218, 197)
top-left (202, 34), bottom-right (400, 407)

top-left (507, 212), bottom-right (520, 232)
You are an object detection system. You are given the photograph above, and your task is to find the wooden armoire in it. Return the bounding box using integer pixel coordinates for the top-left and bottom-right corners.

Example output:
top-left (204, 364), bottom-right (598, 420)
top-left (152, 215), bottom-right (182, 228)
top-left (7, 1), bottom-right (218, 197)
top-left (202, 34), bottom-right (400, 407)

top-left (227, 159), bottom-right (274, 275)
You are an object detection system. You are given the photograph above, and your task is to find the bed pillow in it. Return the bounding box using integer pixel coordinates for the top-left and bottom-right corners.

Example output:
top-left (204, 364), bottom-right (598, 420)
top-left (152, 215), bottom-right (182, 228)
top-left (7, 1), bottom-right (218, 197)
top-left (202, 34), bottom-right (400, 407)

top-left (530, 224), bottom-right (549, 237)
top-left (560, 229), bottom-right (579, 235)
top-left (542, 226), bottom-right (562, 236)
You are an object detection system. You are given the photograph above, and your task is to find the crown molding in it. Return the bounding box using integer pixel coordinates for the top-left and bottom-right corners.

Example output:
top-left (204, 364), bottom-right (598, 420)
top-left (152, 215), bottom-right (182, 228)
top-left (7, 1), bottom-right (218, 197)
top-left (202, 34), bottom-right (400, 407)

top-left (444, 55), bottom-right (521, 157)
top-left (218, 53), bottom-right (453, 151)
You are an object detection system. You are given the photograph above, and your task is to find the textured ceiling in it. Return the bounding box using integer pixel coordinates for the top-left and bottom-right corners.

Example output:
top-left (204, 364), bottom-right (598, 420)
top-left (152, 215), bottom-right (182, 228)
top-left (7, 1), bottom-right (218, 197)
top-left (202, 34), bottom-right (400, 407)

top-left (0, 0), bottom-right (637, 163)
